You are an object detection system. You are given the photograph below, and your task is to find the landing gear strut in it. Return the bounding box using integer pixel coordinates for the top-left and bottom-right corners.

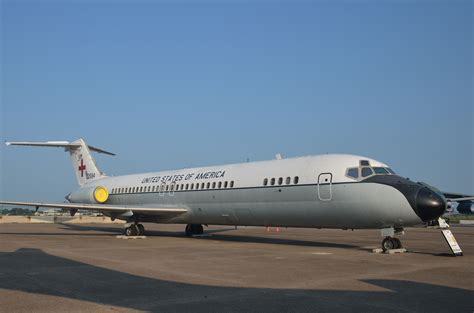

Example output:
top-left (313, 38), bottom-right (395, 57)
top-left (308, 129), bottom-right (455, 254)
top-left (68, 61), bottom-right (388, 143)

top-left (185, 224), bottom-right (204, 237)
top-left (125, 223), bottom-right (145, 236)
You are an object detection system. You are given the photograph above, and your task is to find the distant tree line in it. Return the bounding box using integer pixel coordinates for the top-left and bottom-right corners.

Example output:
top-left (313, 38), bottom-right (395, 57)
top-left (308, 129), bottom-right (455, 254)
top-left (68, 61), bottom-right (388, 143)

top-left (0, 208), bottom-right (35, 216)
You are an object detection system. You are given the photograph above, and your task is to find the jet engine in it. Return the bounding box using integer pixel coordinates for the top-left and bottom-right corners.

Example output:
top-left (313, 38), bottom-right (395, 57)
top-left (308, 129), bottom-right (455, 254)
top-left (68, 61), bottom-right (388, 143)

top-left (68, 186), bottom-right (109, 204)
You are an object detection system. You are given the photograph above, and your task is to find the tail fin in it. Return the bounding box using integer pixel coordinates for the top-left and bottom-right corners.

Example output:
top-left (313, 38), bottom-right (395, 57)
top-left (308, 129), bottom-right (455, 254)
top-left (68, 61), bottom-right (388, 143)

top-left (5, 139), bottom-right (114, 186)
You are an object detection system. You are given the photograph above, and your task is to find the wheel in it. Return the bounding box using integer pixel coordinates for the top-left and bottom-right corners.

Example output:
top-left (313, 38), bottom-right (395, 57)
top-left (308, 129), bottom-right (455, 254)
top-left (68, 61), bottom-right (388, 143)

top-left (185, 224), bottom-right (193, 237)
top-left (393, 238), bottom-right (402, 249)
top-left (193, 224), bottom-right (204, 235)
top-left (382, 236), bottom-right (396, 251)
top-left (125, 224), bottom-right (139, 236)
top-left (185, 224), bottom-right (204, 236)
top-left (137, 224), bottom-right (145, 236)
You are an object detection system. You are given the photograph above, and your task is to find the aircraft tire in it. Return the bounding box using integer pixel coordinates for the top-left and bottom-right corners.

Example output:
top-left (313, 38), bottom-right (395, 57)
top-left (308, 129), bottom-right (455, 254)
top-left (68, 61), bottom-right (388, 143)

top-left (125, 225), bottom-right (139, 236)
top-left (185, 224), bottom-right (204, 236)
top-left (185, 224), bottom-right (193, 237)
top-left (393, 238), bottom-right (402, 249)
top-left (137, 224), bottom-right (145, 236)
top-left (195, 224), bottom-right (204, 235)
top-left (382, 236), bottom-right (396, 251)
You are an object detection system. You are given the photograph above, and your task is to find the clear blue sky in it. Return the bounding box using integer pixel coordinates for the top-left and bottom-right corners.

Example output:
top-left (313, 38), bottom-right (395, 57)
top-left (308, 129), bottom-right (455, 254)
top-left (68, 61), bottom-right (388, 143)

top-left (1, 1), bottom-right (472, 203)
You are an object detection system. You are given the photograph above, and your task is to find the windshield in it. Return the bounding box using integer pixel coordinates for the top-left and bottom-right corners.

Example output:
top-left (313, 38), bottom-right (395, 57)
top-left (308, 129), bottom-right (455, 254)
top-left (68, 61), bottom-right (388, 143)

top-left (345, 166), bottom-right (396, 180)
top-left (373, 167), bottom-right (389, 174)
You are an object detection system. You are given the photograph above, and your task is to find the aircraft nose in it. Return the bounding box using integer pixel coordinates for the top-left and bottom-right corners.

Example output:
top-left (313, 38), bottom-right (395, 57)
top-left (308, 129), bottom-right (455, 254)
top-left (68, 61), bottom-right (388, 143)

top-left (414, 187), bottom-right (446, 222)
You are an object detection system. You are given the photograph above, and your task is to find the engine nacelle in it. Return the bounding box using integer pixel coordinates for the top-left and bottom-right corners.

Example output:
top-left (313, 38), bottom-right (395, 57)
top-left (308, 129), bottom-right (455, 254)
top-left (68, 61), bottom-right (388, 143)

top-left (457, 202), bottom-right (474, 215)
top-left (69, 186), bottom-right (109, 204)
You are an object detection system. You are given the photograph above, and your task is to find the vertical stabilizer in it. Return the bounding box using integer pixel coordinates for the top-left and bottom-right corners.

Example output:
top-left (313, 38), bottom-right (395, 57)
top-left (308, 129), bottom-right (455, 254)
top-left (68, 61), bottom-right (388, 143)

top-left (68, 139), bottom-right (106, 186)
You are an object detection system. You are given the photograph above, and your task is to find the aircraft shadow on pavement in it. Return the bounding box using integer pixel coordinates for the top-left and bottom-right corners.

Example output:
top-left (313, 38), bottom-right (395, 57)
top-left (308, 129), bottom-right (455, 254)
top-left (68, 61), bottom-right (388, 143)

top-left (0, 248), bottom-right (472, 313)
top-left (57, 223), bottom-right (358, 249)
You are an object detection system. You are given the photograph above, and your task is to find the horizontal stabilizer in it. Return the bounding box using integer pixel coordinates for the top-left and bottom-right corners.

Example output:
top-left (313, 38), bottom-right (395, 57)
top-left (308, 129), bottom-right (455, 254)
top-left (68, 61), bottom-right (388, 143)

top-left (5, 141), bottom-right (115, 156)
top-left (0, 201), bottom-right (187, 216)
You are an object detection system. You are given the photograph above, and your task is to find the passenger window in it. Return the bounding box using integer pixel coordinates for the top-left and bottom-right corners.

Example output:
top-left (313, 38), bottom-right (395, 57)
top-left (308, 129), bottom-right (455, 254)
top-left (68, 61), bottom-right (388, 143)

top-left (361, 167), bottom-right (373, 177)
top-left (206, 182), bottom-right (210, 189)
top-left (278, 177), bottom-right (283, 185)
top-left (294, 176), bottom-right (299, 184)
top-left (212, 182), bottom-right (216, 189)
top-left (347, 168), bottom-right (358, 179)
top-left (186, 184), bottom-right (189, 190)
top-left (271, 178), bottom-right (275, 186)
top-left (224, 181), bottom-right (228, 188)
top-left (201, 183), bottom-right (205, 189)
top-left (166, 185), bottom-right (169, 191)
top-left (230, 181), bottom-right (234, 188)
top-left (286, 177), bottom-right (291, 184)
top-left (263, 178), bottom-right (268, 186)
top-left (218, 182), bottom-right (222, 188)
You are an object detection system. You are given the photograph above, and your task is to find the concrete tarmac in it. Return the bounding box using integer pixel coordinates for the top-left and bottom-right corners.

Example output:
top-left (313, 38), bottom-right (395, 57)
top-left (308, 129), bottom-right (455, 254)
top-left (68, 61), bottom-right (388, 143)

top-left (0, 223), bottom-right (472, 312)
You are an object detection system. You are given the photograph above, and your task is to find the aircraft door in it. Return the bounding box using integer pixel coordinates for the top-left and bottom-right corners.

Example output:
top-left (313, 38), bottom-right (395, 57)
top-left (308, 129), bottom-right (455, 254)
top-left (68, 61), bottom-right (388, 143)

top-left (318, 173), bottom-right (332, 201)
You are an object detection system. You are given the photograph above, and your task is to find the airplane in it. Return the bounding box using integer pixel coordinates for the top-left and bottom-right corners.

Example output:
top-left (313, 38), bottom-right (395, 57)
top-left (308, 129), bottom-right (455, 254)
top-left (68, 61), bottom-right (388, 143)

top-left (1, 138), bottom-right (473, 251)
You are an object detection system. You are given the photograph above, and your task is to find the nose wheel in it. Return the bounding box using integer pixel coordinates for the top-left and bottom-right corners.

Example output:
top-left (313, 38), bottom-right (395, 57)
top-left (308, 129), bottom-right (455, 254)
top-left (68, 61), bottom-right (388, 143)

top-left (185, 224), bottom-right (204, 237)
top-left (125, 223), bottom-right (145, 236)
top-left (382, 236), bottom-right (402, 251)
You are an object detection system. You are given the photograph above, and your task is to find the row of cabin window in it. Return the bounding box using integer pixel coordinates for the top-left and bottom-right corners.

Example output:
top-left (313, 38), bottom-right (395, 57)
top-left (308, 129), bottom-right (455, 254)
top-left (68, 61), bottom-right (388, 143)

top-left (263, 176), bottom-right (299, 186)
top-left (110, 181), bottom-right (235, 194)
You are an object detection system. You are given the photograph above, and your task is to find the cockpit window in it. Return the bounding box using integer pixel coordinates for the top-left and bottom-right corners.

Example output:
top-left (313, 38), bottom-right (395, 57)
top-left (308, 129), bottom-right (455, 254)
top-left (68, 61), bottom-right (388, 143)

top-left (361, 167), bottom-right (373, 177)
top-left (373, 167), bottom-right (389, 174)
top-left (386, 168), bottom-right (396, 174)
top-left (347, 168), bottom-right (359, 179)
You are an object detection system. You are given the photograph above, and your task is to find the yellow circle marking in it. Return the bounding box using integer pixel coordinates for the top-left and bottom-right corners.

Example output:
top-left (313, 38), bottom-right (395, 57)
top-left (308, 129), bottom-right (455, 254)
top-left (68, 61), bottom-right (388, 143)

top-left (94, 186), bottom-right (109, 203)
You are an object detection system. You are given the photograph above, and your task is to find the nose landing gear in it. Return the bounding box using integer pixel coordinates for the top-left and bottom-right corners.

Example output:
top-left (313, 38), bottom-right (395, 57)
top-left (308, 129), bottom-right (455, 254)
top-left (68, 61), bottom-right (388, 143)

top-left (380, 227), bottom-right (404, 252)
top-left (382, 236), bottom-right (402, 251)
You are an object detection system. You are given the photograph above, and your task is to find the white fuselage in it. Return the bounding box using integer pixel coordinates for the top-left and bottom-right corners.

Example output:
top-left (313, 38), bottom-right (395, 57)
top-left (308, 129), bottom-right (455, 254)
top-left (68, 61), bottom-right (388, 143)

top-left (71, 154), bottom-right (424, 229)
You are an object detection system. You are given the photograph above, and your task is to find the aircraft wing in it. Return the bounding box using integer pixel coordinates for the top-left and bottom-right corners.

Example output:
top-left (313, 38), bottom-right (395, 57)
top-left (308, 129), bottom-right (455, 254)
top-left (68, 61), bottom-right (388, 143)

top-left (0, 201), bottom-right (187, 216)
top-left (442, 192), bottom-right (474, 202)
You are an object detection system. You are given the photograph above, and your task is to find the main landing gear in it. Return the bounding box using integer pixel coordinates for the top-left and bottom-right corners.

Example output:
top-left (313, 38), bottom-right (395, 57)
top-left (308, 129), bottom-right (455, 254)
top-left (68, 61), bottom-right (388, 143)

top-left (185, 224), bottom-right (204, 237)
top-left (125, 223), bottom-right (145, 236)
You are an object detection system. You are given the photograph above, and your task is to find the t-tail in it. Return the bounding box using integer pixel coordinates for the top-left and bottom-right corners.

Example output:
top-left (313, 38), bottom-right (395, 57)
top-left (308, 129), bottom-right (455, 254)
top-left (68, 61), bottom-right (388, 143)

top-left (5, 139), bottom-right (115, 186)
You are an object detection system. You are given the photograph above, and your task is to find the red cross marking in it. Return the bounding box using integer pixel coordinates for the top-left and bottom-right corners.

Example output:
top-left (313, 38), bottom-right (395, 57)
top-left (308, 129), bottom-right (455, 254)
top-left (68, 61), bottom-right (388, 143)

top-left (78, 159), bottom-right (86, 177)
